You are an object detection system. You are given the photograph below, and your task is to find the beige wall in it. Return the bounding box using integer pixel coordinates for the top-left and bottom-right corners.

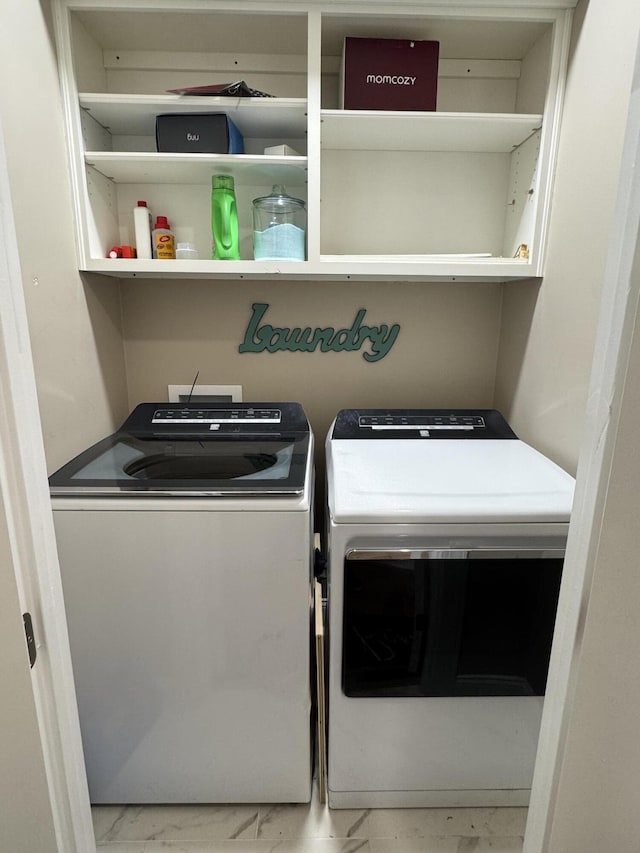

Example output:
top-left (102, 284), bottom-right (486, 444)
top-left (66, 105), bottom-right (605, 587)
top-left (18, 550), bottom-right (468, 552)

top-left (0, 0), bottom-right (129, 473)
top-left (121, 278), bottom-right (503, 469)
top-left (494, 0), bottom-right (640, 475)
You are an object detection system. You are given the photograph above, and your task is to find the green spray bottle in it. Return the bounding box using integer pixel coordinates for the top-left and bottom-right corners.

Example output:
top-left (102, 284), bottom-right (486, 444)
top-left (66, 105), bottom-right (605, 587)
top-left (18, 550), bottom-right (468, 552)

top-left (211, 174), bottom-right (240, 260)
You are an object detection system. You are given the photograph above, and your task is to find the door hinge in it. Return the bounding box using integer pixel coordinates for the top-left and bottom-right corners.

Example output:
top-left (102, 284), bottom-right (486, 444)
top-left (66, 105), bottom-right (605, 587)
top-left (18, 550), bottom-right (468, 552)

top-left (23, 612), bottom-right (37, 668)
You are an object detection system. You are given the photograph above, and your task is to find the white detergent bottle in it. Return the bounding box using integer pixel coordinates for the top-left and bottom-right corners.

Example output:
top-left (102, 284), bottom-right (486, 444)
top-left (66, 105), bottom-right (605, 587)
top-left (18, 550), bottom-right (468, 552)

top-left (133, 200), bottom-right (153, 259)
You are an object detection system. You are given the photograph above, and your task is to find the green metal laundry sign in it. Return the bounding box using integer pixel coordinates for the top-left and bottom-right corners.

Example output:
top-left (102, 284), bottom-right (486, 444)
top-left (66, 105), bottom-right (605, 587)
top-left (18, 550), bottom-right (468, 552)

top-left (239, 302), bottom-right (400, 362)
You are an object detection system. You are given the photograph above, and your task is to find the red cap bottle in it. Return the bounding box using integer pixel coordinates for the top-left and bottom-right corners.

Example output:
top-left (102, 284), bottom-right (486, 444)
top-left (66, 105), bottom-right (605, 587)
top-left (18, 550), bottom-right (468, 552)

top-left (152, 215), bottom-right (175, 259)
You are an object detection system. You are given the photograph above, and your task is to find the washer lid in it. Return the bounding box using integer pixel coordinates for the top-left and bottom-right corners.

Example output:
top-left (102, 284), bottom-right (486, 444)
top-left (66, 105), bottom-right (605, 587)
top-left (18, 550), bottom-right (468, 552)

top-left (327, 438), bottom-right (575, 523)
top-left (49, 401), bottom-right (311, 496)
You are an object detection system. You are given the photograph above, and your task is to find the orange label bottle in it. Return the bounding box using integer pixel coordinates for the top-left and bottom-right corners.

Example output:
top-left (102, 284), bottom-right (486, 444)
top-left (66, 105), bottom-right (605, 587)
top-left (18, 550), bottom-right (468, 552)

top-left (152, 215), bottom-right (176, 259)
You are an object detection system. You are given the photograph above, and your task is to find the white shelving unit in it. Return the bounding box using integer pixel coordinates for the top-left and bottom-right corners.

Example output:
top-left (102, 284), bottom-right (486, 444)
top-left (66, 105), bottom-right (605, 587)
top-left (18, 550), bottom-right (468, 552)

top-left (52, 0), bottom-right (575, 282)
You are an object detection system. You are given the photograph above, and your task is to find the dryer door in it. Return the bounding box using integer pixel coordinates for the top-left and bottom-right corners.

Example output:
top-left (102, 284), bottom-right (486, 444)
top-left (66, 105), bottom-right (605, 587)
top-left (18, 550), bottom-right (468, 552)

top-left (342, 548), bottom-right (564, 699)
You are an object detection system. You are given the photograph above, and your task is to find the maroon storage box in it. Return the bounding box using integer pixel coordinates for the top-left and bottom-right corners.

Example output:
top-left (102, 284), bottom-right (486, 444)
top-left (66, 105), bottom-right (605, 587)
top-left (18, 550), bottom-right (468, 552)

top-left (341, 37), bottom-right (439, 111)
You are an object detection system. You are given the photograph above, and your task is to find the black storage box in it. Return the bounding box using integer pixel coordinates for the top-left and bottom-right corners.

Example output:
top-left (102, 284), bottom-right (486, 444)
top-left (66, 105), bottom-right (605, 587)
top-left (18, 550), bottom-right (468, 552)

top-left (155, 113), bottom-right (244, 154)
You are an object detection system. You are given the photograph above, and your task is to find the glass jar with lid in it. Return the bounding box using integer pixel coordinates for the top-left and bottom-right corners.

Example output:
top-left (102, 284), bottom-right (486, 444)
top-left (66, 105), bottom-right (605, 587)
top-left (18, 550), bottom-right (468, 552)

top-left (252, 185), bottom-right (306, 261)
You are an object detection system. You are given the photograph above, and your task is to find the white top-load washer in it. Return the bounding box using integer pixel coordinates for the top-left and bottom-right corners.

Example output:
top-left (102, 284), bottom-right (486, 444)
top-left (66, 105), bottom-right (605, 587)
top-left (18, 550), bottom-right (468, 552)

top-left (325, 409), bottom-right (575, 809)
top-left (50, 402), bottom-right (314, 804)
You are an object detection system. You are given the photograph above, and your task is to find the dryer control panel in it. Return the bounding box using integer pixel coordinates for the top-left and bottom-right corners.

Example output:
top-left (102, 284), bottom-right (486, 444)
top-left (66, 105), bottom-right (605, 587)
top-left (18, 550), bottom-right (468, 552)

top-left (359, 414), bottom-right (485, 431)
top-left (332, 409), bottom-right (518, 440)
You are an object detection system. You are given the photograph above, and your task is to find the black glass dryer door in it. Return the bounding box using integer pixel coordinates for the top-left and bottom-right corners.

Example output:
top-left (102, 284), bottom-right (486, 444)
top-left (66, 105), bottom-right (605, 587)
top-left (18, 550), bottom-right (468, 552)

top-left (342, 548), bottom-right (564, 698)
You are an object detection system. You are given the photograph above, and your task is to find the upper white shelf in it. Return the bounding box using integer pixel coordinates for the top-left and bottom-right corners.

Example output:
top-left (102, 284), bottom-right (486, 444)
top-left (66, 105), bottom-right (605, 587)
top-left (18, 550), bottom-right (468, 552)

top-left (321, 110), bottom-right (542, 153)
top-left (85, 151), bottom-right (308, 185)
top-left (78, 93), bottom-right (308, 138)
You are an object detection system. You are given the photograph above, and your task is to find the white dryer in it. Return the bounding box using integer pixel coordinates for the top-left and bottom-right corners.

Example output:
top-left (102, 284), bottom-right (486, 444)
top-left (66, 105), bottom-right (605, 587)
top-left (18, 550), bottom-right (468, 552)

top-left (50, 402), bottom-right (313, 804)
top-left (325, 409), bottom-right (575, 809)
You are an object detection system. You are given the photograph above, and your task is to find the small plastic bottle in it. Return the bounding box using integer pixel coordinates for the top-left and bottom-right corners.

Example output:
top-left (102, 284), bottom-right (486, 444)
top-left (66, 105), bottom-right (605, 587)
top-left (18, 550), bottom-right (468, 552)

top-left (152, 215), bottom-right (176, 259)
top-left (176, 242), bottom-right (198, 260)
top-left (133, 200), bottom-right (153, 259)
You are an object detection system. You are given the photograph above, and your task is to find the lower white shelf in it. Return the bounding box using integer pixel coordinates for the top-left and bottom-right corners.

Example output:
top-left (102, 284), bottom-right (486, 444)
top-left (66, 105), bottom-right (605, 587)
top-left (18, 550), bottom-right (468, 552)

top-left (82, 255), bottom-right (537, 281)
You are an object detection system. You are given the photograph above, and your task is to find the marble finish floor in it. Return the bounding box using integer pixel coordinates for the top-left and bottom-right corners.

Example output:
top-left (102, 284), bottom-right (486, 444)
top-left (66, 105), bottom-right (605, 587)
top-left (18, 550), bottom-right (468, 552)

top-left (93, 785), bottom-right (527, 852)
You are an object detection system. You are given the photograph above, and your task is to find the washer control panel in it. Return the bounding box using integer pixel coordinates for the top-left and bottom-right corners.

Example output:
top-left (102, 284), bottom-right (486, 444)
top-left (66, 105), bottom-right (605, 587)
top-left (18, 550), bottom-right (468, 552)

top-left (151, 408), bottom-right (281, 424)
top-left (120, 402), bottom-right (308, 438)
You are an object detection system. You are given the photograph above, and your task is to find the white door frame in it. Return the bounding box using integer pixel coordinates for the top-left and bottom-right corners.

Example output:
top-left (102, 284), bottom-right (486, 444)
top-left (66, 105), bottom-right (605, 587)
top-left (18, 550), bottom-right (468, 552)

top-left (524, 28), bottom-right (640, 853)
top-left (0, 115), bottom-right (95, 851)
